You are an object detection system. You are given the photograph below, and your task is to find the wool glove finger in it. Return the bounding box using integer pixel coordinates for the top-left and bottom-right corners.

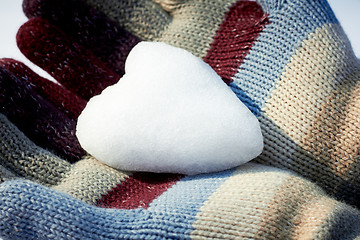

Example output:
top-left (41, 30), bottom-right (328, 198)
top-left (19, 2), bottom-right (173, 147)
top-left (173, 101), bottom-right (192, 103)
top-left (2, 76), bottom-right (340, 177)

top-left (17, 18), bottom-right (120, 100)
top-left (0, 66), bottom-right (85, 162)
top-left (2, 163), bottom-right (360, 240)
top-left (0, 58), bottom-right (86, 119)
top-left (22, 0), bottom-right (141, 76)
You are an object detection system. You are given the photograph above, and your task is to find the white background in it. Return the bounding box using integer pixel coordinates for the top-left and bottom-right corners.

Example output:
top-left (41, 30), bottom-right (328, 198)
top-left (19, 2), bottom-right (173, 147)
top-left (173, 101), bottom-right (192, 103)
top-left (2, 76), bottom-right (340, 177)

top-left (0, 0), bottom-right (359, 79)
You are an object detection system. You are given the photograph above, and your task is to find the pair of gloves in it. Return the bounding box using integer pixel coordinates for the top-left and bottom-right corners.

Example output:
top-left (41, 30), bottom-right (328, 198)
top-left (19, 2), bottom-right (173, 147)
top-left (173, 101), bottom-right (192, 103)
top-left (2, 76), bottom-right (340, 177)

top-left (1, 0), bottom-right (360, 239)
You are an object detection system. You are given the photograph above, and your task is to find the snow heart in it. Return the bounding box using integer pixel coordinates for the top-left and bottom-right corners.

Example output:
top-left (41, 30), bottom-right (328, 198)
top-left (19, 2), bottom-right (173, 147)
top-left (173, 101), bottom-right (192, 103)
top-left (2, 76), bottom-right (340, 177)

top-left (76, 42), bottom-right (263, 175)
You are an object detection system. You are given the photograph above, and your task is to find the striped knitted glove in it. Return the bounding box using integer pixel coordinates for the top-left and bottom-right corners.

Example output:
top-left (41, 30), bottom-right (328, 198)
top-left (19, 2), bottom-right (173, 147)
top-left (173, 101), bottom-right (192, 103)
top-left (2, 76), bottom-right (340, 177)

top-left (1, 0), bottom-right (360, 239)
top-left (2, 163), bottom-right (360, 239)
top-left (19, 0), bottom-right (360, 206)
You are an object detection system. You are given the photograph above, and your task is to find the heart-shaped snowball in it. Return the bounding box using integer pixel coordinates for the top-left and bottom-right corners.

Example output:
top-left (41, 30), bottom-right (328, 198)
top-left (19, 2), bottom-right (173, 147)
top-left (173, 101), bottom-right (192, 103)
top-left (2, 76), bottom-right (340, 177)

top-left (76, 42), bottom-right (263, 175)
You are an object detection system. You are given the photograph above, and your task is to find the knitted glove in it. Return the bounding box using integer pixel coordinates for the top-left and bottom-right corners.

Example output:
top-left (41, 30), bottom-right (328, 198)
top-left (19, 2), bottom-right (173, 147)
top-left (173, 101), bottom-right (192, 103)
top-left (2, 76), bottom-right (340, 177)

top-left (1, 0), bottom-right (360, 239)
top-left (19, 0), bottom-right (360, 206)
top-left (2, 163), bottom-right (360, 239)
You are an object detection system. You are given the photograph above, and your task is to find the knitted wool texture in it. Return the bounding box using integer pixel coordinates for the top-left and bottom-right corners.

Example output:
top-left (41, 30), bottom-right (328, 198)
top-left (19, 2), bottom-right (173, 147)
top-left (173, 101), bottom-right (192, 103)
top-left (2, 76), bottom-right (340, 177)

top-left (1, 0), bottom-right (360, 239)
top-left (15, 0), bottom-right (360, 205)
top-left (2, 160), bottom-right (360, 239)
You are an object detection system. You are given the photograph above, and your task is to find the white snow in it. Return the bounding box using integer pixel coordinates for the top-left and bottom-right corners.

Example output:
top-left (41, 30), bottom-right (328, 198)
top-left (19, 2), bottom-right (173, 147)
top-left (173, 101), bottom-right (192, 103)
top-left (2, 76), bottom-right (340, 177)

top-left (76, 42), bottom-right (263, 175)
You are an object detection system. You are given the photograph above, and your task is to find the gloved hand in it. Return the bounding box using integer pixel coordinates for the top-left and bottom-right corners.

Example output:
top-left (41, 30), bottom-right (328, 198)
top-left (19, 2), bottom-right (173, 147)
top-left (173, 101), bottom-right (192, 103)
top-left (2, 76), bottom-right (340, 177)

top-left (1, 0), bottom-right (360, 239)
top-left (17, 0), bottom-right (360, 205)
